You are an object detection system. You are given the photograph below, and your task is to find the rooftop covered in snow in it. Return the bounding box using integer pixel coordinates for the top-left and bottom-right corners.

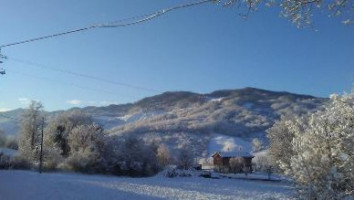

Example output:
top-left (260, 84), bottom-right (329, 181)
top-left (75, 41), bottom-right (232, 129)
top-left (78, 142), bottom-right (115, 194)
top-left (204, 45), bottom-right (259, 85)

top-left (212, 151), bottom-right (254, 158)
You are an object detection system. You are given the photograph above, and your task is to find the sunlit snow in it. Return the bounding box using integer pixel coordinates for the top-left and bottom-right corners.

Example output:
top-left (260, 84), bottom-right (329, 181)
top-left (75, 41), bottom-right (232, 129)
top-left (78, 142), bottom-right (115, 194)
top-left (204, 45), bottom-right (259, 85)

top-left (0, 170), bottom-right (295, 200)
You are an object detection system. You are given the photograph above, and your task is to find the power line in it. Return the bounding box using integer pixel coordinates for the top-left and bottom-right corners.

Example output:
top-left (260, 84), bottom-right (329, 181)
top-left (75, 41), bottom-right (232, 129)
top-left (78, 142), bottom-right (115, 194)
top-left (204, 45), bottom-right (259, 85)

top-left (7, 68), bottom-right (153, 101)
top-left (6, 68), bottom-right (122, 96)
top-left (6, 56), bottom-right (160, 93)
top-left (0, 0), bottom-right (213, 48)
top-left (4, 69), bottom-right (152, 110)
top-left (0, 0), bottom-right (214, 113)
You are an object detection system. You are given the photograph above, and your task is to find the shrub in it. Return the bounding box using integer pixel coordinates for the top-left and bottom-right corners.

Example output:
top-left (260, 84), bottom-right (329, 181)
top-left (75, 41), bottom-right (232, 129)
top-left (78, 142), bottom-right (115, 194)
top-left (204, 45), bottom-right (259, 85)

top-left (10, 156), bottom-right (32, 169)
top-left (63, 124), bottom-right (106, 173)
top-left (157, 144), bottom-right (171, 167)
top-left (0, 153), bottom-right (11, 169)
top-left (177, 147), bottom-right (194, 170)
top-left (5, 137), bottom-right (18, 150)
top-left (42, 146), bottom-right (63, 171)
top-left (0, 131), bottom-right (6, 147)
top-left (163, 166), bottom-right (194, 178)
top-left (253, 152), bottom-right (274, 172)
top-left (63, 152), bottom-right (92, 172)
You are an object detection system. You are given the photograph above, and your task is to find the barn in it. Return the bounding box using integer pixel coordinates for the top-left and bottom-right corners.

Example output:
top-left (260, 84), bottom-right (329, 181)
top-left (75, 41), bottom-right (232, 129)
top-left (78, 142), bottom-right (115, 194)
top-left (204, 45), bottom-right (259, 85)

top-left (211, 152), bottom-right (254, 173)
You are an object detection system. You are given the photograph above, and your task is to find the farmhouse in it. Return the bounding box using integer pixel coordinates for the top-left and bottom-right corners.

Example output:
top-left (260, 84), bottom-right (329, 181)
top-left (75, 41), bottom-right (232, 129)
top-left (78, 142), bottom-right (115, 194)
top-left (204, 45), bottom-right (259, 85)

top-left (211, 151), bottom-right (254, 173)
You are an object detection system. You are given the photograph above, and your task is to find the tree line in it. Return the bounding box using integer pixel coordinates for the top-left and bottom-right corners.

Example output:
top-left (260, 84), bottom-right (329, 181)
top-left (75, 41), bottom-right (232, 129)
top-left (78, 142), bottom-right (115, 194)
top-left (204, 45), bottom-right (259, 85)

top-left (1, 101), bottom-right (195, 176)
top-left (2, 93), bottom-right (354, 198)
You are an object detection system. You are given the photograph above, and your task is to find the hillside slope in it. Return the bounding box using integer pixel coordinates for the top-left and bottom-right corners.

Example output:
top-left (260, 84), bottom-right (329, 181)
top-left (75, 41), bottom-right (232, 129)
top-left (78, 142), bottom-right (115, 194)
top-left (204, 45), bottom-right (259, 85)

top-left (105, 87), bottom-right (325, 136)
top-left (0, 87), bottom-right (326, 156)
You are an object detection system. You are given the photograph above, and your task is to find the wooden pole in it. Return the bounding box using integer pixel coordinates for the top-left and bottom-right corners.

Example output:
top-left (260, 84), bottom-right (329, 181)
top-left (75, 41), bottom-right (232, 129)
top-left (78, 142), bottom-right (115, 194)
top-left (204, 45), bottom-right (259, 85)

top-left (39, 117), bottom-right (44, 174)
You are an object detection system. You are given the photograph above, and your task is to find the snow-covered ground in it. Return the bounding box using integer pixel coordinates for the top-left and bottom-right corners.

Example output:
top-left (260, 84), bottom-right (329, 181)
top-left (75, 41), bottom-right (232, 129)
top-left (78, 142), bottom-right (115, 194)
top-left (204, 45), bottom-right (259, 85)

top-left (209, 97), bottom-right (224, 102)
top-left (118, 111), bottom-right (166, 123)
top-left (219, 171), bottom-right (283, 181)
top-left (208, 134), bottom-right (252, 156)
top-left (0, 170), bottom-right (295, 200)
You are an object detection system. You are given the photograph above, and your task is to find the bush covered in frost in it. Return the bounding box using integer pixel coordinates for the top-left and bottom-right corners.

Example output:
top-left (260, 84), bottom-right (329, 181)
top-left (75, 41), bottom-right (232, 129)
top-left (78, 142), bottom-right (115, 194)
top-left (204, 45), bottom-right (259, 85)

top-left (268, 94), bottom-right (354, 199)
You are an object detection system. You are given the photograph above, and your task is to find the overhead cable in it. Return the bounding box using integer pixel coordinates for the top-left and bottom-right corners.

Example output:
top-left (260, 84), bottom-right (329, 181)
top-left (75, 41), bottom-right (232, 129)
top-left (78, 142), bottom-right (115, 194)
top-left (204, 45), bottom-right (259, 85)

top-left (0, 0), bottom-right (213, 48)
top-left (6, 56), bottom-right (160, 93)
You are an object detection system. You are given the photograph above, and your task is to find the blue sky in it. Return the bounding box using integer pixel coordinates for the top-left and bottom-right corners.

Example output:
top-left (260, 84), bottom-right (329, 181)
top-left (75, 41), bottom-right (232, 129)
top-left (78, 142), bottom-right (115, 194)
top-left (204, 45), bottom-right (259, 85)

top-left (0, 0), bottom-right (353, 111)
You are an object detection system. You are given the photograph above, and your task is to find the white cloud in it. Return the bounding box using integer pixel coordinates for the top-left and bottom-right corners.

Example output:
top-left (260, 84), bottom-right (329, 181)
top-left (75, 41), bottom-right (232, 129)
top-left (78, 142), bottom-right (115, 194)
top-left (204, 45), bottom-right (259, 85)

top-left (0, 108), bottom-right (11, 112)
top-left (66, 100), bottom-right (118, 107)
top-left (18, 97), bottom-right (31, 105)
top-left (66, 100), bottom-right (83, 106)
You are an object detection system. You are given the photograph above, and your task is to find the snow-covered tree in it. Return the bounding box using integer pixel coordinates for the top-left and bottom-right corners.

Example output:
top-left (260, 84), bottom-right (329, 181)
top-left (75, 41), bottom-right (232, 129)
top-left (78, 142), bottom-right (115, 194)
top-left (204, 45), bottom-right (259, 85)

top-left (157, 144), bottom-right (171, 167)
top-left (104, 135), bottom-right (159, 176)
top-left (0, 130), bottom-right (6, 147)
top-left (267, 115), bottom-right (307, 172)
top-left (18, 101), bottom-right (44, 161)
top-left (269, 94), bottom-right (354, 199)
top-left (253, 152), bottom-right (274, 172)
top-left (45, 110), bottom-right (93, 157)
top-left (251, 138), bottom-right (263, 153)
top-left (64, 124), bottom-right (106, 172)
top-left (216, 0), bottom-right (353, 27)
top-left (42, 145), bottom-right (63, 170)
top-left (5, 136), bottom-right (18, 150)
top-left (177, 147), bottom-right (194, 170)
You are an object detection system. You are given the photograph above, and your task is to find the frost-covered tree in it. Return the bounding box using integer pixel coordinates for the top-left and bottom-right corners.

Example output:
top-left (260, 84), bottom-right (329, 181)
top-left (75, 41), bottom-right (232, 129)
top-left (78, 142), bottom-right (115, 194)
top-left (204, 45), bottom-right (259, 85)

top-left (253, 152), bottom-right (274, 172)
top-left (101, 135), bottom-right (124, 175)
top-left (41, 144), bottom-right (63, 170)
top-left (0, 130), bottom-right (6, 147)
top-left (269, 94), bottom-right (354, 199)
top-left (18, 100), bottom-right (44, 160)
top-left (69, 124), bottom-right (104, 154)
top-left (157, 144), bottom-right (171, 167)
top-left (177, 147), bottom-right (194, 170)
top-left (65, 124), bottom-right (106, 172)
top-left (5, 136), bottom-right (18, 150)
top-left (118, 136), bottom-right (159, 176)
top-left (267, 115), bottom-right (307, 171)
top-left (45, 110), bottom-right (93, 157)
top-left (216, 0), bottom-right (354, 27)
top-left (251, 138), bottom-right (263, 153)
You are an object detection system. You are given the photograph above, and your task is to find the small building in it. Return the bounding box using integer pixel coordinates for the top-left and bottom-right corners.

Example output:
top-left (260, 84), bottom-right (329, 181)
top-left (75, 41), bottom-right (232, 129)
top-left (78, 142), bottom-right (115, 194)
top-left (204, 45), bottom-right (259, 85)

top-left (211, 151), bottom-right (254, 173)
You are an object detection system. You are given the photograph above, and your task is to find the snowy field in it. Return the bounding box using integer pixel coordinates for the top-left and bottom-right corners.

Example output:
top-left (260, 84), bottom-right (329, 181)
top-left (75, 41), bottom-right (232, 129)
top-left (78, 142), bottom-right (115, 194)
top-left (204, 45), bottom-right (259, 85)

top-left (0, 170), bottom-right (294, 200)
top-left (208, 134), bottom-right (253, 156)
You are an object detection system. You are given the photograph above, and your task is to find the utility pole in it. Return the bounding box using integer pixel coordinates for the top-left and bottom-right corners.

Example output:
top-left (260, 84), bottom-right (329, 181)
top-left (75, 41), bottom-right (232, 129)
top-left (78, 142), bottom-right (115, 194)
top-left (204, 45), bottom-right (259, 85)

top-left (0, 48), bottom-right (6, 75)
top-left (39, 117), bottom-right (44, 174)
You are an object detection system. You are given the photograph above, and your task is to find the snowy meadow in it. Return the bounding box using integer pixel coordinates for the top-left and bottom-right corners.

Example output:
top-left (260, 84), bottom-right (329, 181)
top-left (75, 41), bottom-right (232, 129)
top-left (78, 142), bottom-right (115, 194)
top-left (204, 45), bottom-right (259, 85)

top-left (0, 170), bottom-right (295, 200)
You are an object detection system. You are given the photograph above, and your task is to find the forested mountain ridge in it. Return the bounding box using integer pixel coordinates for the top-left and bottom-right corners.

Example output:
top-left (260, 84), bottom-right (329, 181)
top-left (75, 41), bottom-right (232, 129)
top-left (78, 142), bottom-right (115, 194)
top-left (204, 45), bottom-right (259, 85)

top-left (0, 87), bottom-right (327, 138)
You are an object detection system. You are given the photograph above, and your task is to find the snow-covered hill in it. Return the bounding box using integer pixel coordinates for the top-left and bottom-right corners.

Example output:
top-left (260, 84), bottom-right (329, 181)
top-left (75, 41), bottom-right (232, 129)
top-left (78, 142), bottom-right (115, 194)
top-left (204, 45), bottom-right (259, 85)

top-left (106, 88), bottom-right (325, 137)
top-left (208, 134), bottom-right (253, 156)
top-left (0, 87), bottom-right (326, 157)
